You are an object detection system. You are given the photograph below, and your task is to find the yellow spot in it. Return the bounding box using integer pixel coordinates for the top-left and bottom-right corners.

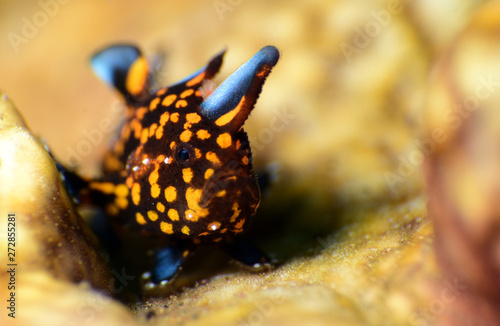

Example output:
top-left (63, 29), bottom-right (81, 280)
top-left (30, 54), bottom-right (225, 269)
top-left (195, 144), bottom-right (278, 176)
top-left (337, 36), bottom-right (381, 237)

top-left (170, 141), bottom-right (176, 149)
top-left (114, 141), bottom-right (125, 156)
top-left (242, 156), bottom-right (249, 165)
top-left (175, 100), bottom-right (188, 108)
top-left (147, 210), bottom-right (159, 222)
top-left (151, 184), bottom-right (161, 198)
top-left (136, 107), bottom-right (148, 120)
top-left (213, 237), bottom-right (223, 243)
top-left (157, 202), bottom-right (165, 213)
top-left (130, 119), bottom-right (142, 138)
top-left (121, 124), bottom-right (131, 140)
top-left (165, 186), bottom-right (177, 202)
top-left (180, 129), bottom-right (192, 142)
top-left (149, 123), bottom-right (158, 137)
top-left (115, 183), bottom-right (129, 197)
top-left (140, 127), bottom-right (149, 144)
top-left (236, 139), bottom-right (241, 150)
top-left (208, 222), bottom-right (221, 231)
top-left (186, 72), bottom-right (205, 86)
top-left (162, 94), bottom-right (177, 107)
top-left (186, 112), bottom-right (201, 124)
top-left (182, 250), bottom-right (190, 258)
top-left (155, 125), bottom-right (164, 139)
top-left (156, 88), bottom-right (167, 96)
top-left (186, 187), bottom-right (209, 218)
top-left (136, 212), bottom-right (147, 225)
top-left (126, 56), bottom-right (148, 96)
top-left (195, 90), bottom-right (202, 97)
top-left (195, 148), bottom-right (202, 158)
top-left (181, 225), bottom-right (190, 235)
top-left (170, 112), bottom-right (179, 123)
top-left (205, 168), bottom-right (214, 180)
top-left (216, 190), bottom-right (226, 197)
top-left (89, 182), bottom-right (115, 194)
top-left (197, 129), bottom-right (211, 139)
top-left (183, 168), bottom-right (193, 183)
top-left (217, 133), bottom-right (232, 149)
top-left (149, 169), bottom-right (159, 185)
top-left (234, 218), bottom-right (246, 229)
top-left (131, 183), bottom-right (141, 205)
top-left (160, 222), bottom-right (174, 234)
top-left (185, 209), bottom-right (198, 222)
top-left (149, 97), bottom-right (160, 111)
top-left (160, 112), bottom-right (169, 125)
top-left (157, 155), bottom-right (166, 163)
top-left (181, 89), bottom-right (194, 98)
top-left (168, 209), bottom-right (179, 221)
top-left (206, 152), bottom-right (221, 165)
top-left (115, 197), bottom-right (128, 210)
top-left (215, 100), bottom-right (243, 126)
top-left (126, 176), bottom-right (133, 188)
top-left (230, 202), bottom-right (241, 223)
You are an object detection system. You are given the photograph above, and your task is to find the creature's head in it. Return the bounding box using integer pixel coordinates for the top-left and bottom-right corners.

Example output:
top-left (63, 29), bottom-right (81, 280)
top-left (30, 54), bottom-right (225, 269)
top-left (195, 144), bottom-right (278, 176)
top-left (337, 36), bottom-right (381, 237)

top-left (90, 45), bottom-right (279, 242)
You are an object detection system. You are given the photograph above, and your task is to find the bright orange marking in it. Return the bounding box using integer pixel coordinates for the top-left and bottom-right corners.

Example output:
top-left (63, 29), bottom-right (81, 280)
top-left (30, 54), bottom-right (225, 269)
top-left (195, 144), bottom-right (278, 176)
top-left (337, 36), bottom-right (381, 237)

top-left (186, 72), bottom-right (205, 87)
top-left (114, 183), bottom-right (129, 197)
top-left (149, 97), bottom-right (160, 111)
top-left (230, 202), bottom-right (241, 223)
top-left (126, 56), bottom-right (148, 96)
top-left (160, 222), bottom-right (174, 234)
top-left (206, 152), bottom-right (221, 165)
top-left (156, 155), bottom-right (166, 162)
top-left (155, 125), bottom-right (164, 139)
top-left (234, 218), bottom-right (246, 229)
top-left (160, 112), bottom-right (170, 125)
top-left (196, 129), bottom-right (211, 140)
top-left (175, 100), bottom-right (188, 108)
top-left (162, 94), bottom-right (177, 107)
top-left (121, 124), bottom-right (131, 140)
top-left (195, 148), bottom-right (202, 159)
top-left (89, 182), bottom-right (115, 194)
top-left (168, 209), bottom-right (179, 221)
top-left (170, 112), bottom-right (179, 123)
top-left (136, 212), bottom-right (147, 225)
top-left (136, 107), bottom-right (148, 120)
top-left (182, 168), bottom-right (193, 183)
top-left (185, 210), bottom-right (198, 222)
top-left (186, 113), bottom-right (201, 124)
top-left (181, 89), bottom-right (194, 98)
top-left (165, 186), bottom-right (177, 202)
top-left (157, 202), bottom-right (165, 213)
top-left (242, 156), bottom-right (249, 165)
top-left (114, 141), bottom-right (124, 156)
top-left (204, 168), bottom-right (214, 180)
top-left (236, 139), bottom-right (241, 150)
top-left (140, 128), bottom-right (149, 144)
top-left (149, 168), bottom-right (159, 185)
top-left (126, 176), bottom-right (133, 188)
top-left (181, 225), bottom-right (190, 236)
top-left (185, 187), bottom-right (209, 218)
top-left (131, 183), bottom-right (141, 205)
top-left (151, 184), bottom-right (161, 198)
top-left (115, 197), bottom-right (128, 209)
top-left (180, 129), bottom-right (192, 142)
top-left (156, 88), bottom-right (167, 96)
top-left (149, 123), bottom-right (158, 137)
top-left (147, 210), bottom-right (159, 222)
top-left (170, 141), bottom-right (176, 150)
top-left (217, 133), bottom-right (232, 149)
top-left (215, 98), bottom-right (244, 126)
top-left (208, 222), bottom-right (221, 231)
top-left (216, 190), bottom-right (226, 197)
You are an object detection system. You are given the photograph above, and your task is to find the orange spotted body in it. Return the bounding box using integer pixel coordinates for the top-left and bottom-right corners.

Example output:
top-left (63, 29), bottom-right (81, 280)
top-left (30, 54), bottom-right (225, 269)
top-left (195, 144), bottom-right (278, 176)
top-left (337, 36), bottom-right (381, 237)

top-left (76, 44), bottom-right (279, 283)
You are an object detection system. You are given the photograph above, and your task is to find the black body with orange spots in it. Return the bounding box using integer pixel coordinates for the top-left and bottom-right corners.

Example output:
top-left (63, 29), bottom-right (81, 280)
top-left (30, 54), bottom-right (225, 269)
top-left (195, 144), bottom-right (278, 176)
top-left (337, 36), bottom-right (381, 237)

top-left (74, 45), bottom-right (279, 284)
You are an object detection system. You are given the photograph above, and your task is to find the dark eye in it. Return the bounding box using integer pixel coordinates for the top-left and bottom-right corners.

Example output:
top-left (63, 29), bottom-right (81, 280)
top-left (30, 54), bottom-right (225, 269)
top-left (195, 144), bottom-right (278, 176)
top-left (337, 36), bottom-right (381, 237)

top-left (178, 148), bottom-right (190, 161)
